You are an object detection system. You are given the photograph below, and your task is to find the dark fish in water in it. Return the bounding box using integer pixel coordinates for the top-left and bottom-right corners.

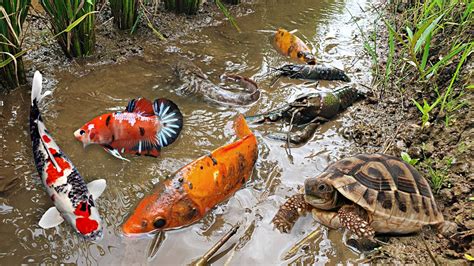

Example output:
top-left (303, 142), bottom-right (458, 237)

top-left (174, 59), bottom-right (260, 106)
top-left (30, 71), bottom-right (106, 240)
top-left (277, 64), bottom-right (351, 82)
top-left (245, 86), bottom-right (364, 144)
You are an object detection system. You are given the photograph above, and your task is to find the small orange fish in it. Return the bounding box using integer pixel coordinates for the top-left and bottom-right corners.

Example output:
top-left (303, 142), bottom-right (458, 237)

top-left (122, 114), bottom-right (258, 234)
top-left (74, 98), bottom-right (183, 161)
top-left (274, 28), bottom-right (316, 65)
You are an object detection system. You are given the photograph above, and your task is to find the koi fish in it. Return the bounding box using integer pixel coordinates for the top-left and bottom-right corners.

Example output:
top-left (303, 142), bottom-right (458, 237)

top-left (74, 98), bottom-right (183, 161)
top-left (174, 59), bottom-right (260, 106)
top-left (122, 114), bottom-right (258, 234)
top-left (274, 28), bottom-right (316, 65)
top-left (30, 71), bottom-right (106, 240)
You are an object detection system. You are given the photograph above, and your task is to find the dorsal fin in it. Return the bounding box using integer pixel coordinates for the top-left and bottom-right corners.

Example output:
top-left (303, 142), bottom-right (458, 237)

top-left (125, 98), bottom-right (154, 116)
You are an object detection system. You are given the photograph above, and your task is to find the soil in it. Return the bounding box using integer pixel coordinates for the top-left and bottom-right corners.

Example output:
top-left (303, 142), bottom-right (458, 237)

top-left (340, 3), bottom-right (473, 264)
top-left (1, 0), bottom-right (472, 264)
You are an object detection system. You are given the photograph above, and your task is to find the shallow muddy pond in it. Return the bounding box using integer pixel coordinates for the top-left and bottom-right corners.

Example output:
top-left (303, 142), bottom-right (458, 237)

top-left (1, 0), bottom-right (373, 264)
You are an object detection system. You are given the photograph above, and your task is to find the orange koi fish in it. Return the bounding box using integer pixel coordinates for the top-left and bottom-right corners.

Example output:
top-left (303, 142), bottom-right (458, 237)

top-left (74, 98), bottom-right (183, 161)
top-left (274, 28), bottom-right (316, 65)
top-left (122, 115), bottom-right (258, 234)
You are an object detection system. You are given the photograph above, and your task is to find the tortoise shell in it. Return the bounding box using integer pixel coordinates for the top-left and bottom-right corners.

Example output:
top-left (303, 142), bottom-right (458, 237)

top-left (317, 153), bottom-right (444, 233)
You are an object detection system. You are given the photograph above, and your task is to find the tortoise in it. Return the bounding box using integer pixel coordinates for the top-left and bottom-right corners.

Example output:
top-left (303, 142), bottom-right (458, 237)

top-left (272, 153), bottom-right (456, 249)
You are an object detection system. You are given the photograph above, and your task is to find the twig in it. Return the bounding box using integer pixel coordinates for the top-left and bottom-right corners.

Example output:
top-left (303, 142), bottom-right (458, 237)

top-left (421, 236), bottom-right (439, 266)
top-left (281, 228), bottom-right (321, 260)
top-left (194, 225), bottom-right (240, 266)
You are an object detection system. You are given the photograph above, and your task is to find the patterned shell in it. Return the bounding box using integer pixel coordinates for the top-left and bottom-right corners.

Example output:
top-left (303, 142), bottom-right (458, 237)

top-left (318, 154), bottom-right (444, 231)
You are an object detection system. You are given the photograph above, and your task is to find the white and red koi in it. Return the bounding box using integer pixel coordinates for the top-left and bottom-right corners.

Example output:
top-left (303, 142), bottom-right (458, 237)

top-left (74, 98), bottom-right (183, 161)
top-left (30, 71), bottom-right (106, 240)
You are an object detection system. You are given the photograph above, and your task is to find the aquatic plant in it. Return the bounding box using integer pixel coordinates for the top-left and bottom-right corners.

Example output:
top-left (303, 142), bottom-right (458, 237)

top-left (164, 0), bottom-right (202, 15)
top-left (40, 0), bottom-right (96, 58)
top-left (0, 0), bottom-right (31, 90)
top-left (109, 0), bottom-right (139, 31)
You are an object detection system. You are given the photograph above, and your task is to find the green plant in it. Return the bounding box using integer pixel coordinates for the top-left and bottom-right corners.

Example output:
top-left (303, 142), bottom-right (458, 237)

top-left (421, 156), bottom-right (454, 193)
top-left (164, 0), bottom-right (201, 15)
top-left (412, 95), bottom-right (441, 128)
top-left (109, 0), bottom-right (139, 31)
top-left (0, 0), bottom-right (31, 90)
top-left (401, 152), bottom-right (419, 166)
top-left (41, 0), bottom-right (96, 58)
top-left (215, 0), bottom-right (240, 32)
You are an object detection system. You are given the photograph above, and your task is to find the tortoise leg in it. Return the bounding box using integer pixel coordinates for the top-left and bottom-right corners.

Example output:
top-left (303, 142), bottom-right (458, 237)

top-left (272, 194), bottom-right (312, 233)
top-left (311, 208), bottom-right (341, 229)
top-left (337, 205), bottom-right (375, 238)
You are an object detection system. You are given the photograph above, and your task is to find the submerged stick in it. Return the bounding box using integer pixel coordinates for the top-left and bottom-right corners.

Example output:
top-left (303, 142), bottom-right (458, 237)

top-left (281, 228), bottom-right (321, 260)
top-left (147, 231), bottom-right (166, 261)
top-left (195, 225), bottom-right (240, 266)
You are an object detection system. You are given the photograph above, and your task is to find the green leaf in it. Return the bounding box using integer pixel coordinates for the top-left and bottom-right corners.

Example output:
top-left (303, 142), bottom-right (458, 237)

top-left (401, 152), bottom-right (411, 163)
top-left (406, 26), bottom-right (413, 42)
top-left (215, 0), bottom-right (241, 33)
top-left (63, 11), bottom-right (97, 33)
top-left (414, 14), bottom-right (443, 53)
top-left (465, 254), bottom-right (474, 261)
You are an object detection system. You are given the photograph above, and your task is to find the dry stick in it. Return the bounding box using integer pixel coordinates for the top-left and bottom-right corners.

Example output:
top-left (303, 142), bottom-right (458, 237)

top-left (281, 228), bottom-right (321, 260)
top-left (421, 236), bottom-right (439, 266)
top-left (382, 124), bottom-right (401, 153)
top-left (147, 230), bottom-right (165, 261)
top-left (194, 225), bottom-right (240, 266)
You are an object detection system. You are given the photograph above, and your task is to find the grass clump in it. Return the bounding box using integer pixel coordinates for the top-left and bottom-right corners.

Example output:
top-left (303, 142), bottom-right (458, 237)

top-left (0, 0), bottom-right (31, 90)
top-left (164, 0), bottom-right (202, 15)
top-left (40, 0), bottom-right (96, 58)
top-left (110, 0), bottom-right (139, 31)
top-left (368, 0), bottom-right (473, 127)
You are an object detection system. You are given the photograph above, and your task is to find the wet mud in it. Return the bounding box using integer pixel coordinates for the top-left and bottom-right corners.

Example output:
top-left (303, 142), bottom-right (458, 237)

top-left (0, 0), bottom-right (471, 264)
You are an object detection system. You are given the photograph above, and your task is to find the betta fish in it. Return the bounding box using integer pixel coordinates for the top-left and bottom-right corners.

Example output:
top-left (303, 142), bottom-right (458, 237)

top-left (30, 71), bottom-right (106, 240)
top-left (74, 98), bottom-right (183, 161)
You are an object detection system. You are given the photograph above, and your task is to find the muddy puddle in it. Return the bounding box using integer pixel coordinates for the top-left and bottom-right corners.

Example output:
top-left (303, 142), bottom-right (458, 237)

top-left (0, 0), bottom-right (374, 264)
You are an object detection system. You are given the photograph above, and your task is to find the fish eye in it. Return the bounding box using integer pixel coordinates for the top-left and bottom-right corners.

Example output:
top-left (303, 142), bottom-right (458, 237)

top-left (153, 218), bottom-right (166, 229)
top-left (80, 130), bottom-right (86, 135)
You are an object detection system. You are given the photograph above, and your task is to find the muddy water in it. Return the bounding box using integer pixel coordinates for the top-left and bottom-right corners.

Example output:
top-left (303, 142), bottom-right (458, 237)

top-left (0, 0), bottom-right (373, 264)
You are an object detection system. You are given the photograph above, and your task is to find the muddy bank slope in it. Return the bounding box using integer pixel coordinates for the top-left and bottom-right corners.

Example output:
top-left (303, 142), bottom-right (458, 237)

top-left (342, 2), bottom-right (472, 264)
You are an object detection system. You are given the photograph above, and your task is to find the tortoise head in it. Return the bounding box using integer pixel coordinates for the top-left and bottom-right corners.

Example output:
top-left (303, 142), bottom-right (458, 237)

top-left (304, 177), bottom-right (338, 210)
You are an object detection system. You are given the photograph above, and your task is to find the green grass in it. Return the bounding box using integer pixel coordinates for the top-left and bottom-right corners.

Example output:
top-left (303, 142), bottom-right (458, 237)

top-left (164, 0), bottom-right (202, 15)
top-left (110, 0), bottom-right (139, 31)
top-left (41, 0), bottom-right (96, 58)
top-left (371, 0), bottom-right (473, 127)
top-left (0, 0), bottom-right (31, 90)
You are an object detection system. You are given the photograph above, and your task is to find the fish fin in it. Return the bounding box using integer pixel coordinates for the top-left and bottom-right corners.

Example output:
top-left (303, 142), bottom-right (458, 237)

top-left (31, 71), bottom-right (52, 105)
top-left (87, 179), bottom-right (107, 200)
top-left (103, 147), bottom-right (130, 162)
top-left (125, 98), bottom-right (155, 116)
top-left (153, 98), bottom-right (183, 147)
top-left (39, 207), bottom-right (64, 229)
top-left (234, 114), bottom-right (253, 139)
top-left (129, 140), bottom-right (161, 157)
top-left (37, 122), bottom-right (62, 171)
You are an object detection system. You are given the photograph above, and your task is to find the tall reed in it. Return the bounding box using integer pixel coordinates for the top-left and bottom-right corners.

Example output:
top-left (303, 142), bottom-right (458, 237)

top-left (41, 0), bottom-right (96, 58)
top-left (164, 0), bottom-right (202, 15)
top-left (0, 0), bottom-right (31, 89)
top-left (110, 0), bottom-right (139, 30)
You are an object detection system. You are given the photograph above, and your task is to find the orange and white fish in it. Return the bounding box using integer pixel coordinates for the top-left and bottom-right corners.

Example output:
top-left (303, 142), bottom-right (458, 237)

top-left (74, 98), bottom-right (183, 161)
top-left (122, 115), bottom-right (258, 234)
top-left (274, 28), bottom-right (316, 65)
top-left (30, 71), bottom-right (106, 240)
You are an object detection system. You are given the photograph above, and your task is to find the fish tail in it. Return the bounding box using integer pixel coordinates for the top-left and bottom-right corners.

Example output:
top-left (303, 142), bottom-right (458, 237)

top-left (153, 98), bottom-right (184, 147)
top-left (31, 71), bottom-right (51, 107)
top-left (234, 114), bottom-right (253, 139)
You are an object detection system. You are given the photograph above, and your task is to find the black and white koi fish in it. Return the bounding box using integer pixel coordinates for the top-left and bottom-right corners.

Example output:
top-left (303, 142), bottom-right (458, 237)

top-left (30, 71), bottom-right (106, 240)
